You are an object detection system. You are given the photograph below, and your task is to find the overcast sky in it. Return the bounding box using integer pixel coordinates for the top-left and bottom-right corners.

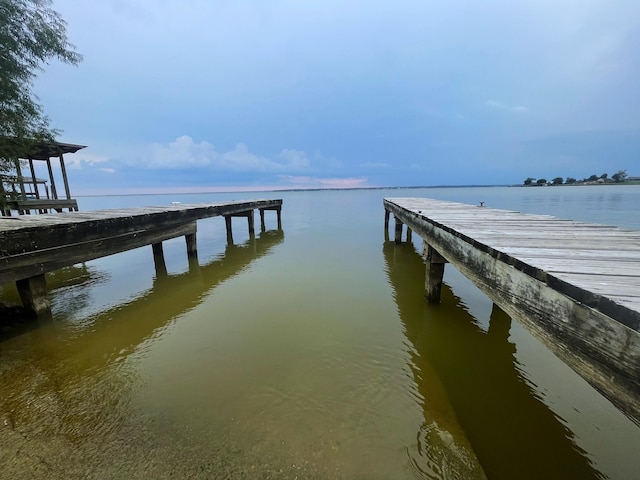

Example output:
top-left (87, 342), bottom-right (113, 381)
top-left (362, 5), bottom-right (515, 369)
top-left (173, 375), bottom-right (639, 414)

top-left (36, 0), bottom-right (640, 194)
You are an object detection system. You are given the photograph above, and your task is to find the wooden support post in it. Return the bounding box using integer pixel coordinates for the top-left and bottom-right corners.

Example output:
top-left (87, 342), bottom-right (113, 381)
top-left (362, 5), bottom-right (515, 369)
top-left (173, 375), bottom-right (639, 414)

top-left (247, 210), bottom-right (255, 237)
top-left (152, 242), bottom-right (168, 277)
top-left (185, 231), bottom-right (198, 259)
top-left (406, 227), bottom-right (413, 243)
top-left (28, 158), bottom-right (40, 199)
top-left (224, 215), bottom-right (234, 244)
top-left (384, 210), bottom-right (390, 233)
top-left (424, 242), bottom-right (447, 303)
top-left (46, 158), bottom-right (58, 200)
top-left (13, 158), bottom-right (27, 202)
top-left (185, 232), bottom-right (199, 272)
top-left (16, 274), bottom-right (50, 316)
top-left (59, 154), bottom-right (72, 200)
top-left (276, 206), bottom-right (282, 230)
top-left (259, 209), bottom-right (266, 232)
top-left (394, 216), bottom-right (403, 243)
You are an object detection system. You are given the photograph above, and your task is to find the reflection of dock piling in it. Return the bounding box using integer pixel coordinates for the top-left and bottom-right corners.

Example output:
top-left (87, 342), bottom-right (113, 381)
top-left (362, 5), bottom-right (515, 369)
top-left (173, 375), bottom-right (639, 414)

top-left (384, 197), bottom-right (640, 425)
top-left (0, 199), bottom-right (282, 318)
top-left (382, 240), bottom-right (600, 479)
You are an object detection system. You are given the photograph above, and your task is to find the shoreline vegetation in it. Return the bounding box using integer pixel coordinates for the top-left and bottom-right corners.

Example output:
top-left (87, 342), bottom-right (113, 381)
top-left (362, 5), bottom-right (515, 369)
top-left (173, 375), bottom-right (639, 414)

top-left (522, 169), bottom-right (639, 187)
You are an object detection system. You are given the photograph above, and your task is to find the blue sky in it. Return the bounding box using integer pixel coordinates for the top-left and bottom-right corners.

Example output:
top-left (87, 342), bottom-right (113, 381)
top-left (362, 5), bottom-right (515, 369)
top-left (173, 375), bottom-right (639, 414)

top-left (36, 0), bottom-right (640, 194)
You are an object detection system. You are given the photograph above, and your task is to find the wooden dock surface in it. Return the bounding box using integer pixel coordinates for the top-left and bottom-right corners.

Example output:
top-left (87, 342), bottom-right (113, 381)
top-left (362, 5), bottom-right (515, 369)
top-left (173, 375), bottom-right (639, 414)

top-left (384, 197), bottom-right (640, 424)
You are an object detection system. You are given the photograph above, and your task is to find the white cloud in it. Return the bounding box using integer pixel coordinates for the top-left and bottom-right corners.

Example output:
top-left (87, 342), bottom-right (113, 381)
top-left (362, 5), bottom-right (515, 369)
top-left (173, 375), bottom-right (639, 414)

top-left (278, 149), bottom-right (310, 168)
top-left (142, 136), bottom-right (311, 172)
top-left (279, 175), bottom-right (369, 189)
top-left (360, 162), bottom-right (390, 168)
top-left (485, 100), bottom-right (530, 114)
top-left (64, 152), bottom-right (110, 169)
top-left (98, 168), bottom-right (116, 174)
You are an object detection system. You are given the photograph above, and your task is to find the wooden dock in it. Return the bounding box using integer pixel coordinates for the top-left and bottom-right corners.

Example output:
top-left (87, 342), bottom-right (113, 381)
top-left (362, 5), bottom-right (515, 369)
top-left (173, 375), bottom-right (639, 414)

top-left (0, 199), bottom-right (282, 317)
top-left (384, 197), bottom-right (640, 425)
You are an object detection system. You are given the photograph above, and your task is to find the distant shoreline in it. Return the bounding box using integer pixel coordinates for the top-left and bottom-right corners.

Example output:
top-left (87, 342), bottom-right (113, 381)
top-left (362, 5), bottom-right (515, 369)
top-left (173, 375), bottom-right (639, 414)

top-left (75, 182), bottom-right (640, 197)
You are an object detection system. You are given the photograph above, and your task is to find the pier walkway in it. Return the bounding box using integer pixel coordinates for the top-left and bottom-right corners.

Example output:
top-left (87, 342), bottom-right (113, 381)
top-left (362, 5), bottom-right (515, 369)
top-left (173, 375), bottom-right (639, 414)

top-left (384, 197), bottom-right (640, 425)
top-left (0, 199), bottom-right (282, 317)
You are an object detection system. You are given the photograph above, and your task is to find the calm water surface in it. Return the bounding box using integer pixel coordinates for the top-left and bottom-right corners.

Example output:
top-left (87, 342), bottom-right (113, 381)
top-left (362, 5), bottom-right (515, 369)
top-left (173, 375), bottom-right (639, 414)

top-left (1, 186), bottom-right (639, 479)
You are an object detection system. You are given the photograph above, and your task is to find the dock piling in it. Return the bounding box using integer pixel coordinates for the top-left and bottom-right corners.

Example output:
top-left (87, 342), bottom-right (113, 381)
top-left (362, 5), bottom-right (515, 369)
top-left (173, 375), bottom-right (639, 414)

top-left (259, 209), bottom-right (266, 232)
top-left (394, 216), bottom-right (403, 243)
top-left (424, 242), bottom-right (447, 303)
top-left (257, 205), bottom-right (282, 231)
top-left (224, 215), bottom-right (234, 245)
top-left (248, 210), bottom-right (255, 238)
top-left (16, 274), bottom-right (50, 316)
top-left (152, 242), bottom-right (168, 277)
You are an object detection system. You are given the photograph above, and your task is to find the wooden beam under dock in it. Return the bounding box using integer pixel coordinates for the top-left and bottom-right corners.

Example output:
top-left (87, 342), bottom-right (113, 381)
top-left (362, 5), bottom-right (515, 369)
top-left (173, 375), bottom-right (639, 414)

top-left (384, 197), bottom-right (640, 425)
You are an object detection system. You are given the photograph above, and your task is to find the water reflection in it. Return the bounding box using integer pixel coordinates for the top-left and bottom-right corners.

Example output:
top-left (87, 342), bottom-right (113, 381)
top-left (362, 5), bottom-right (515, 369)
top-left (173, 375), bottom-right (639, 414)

top-left (0, 230), bottom-right (283, 477)
top-left (383, 240), bottom-right (604, 480)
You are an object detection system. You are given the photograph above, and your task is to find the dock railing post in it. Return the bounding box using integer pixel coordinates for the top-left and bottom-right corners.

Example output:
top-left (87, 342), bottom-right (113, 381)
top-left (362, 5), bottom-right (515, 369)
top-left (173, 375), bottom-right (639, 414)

top-left (424, 242), bottom-right (447, 303)
top-left (407, 227), bottom-right (413, 243)
top-left (276, 206), bottom-right (282, 230)
top-left (16, 274), bottom-right (50, 317)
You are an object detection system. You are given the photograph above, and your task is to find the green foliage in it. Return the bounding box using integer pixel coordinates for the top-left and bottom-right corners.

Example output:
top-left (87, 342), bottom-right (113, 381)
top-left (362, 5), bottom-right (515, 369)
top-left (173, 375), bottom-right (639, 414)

top-left (0, 0), bottom-right (82, 170)
top-left (600, 173), bottom-right (608, 179)
top-left (612, 170), bottom-right (628, 182)
top-left (552, 177), bottom-right (563, 185)
top-left (565, 177), bottom-right (577, 184)
top-left (523, 177), bottom-right (535, 185)
top-left (587, 174), bottom-right (598, 181)
top-left (536, 178), bottom-right (547, 185)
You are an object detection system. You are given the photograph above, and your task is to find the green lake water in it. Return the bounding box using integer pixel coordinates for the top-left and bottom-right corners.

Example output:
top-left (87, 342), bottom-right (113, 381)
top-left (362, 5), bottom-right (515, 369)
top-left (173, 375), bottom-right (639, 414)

top-left (1, 185), bottom-right (639, 479)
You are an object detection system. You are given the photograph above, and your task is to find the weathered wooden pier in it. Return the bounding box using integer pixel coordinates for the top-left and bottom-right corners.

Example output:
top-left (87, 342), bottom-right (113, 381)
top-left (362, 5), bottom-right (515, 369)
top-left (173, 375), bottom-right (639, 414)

top-left (0, 199), bottom-right (282, 317)
top-left (384, 197), bottom-right (640, 425)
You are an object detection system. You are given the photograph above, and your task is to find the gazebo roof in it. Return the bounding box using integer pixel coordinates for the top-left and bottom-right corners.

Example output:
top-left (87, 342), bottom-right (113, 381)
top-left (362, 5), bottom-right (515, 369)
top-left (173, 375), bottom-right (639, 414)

top-left (22, 141), bottom-right (87, 160)
top-left (0, 137), bottom-right (86, 160)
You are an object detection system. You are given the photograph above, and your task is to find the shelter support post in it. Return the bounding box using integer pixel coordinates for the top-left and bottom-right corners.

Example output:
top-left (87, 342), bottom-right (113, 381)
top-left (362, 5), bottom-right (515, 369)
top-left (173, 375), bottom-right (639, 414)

top-left (28, 158), bottom-right (40, 199)
top-left (46, 158), bottom-right (58, 200)
top-left (59, 154), bottom-right (73, 206)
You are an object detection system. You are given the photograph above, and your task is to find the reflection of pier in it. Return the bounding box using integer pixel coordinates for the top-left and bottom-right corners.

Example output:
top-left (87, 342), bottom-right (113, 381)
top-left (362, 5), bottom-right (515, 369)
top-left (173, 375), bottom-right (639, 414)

top-left (51, 231), bottom-right (284, 367)
top-left (0, 199), bottom-right (282, 317)
top-left (0, 232), bottom-right (283, 448)
top-left (383, 241), bottom-right (602, 480)
top-left (384, 197), bottom-right (640, 425)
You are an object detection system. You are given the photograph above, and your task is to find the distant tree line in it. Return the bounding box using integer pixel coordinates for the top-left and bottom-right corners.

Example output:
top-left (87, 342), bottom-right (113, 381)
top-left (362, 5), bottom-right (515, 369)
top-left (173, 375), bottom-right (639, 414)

top-left (523, 170), bottom-right (629, 186)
